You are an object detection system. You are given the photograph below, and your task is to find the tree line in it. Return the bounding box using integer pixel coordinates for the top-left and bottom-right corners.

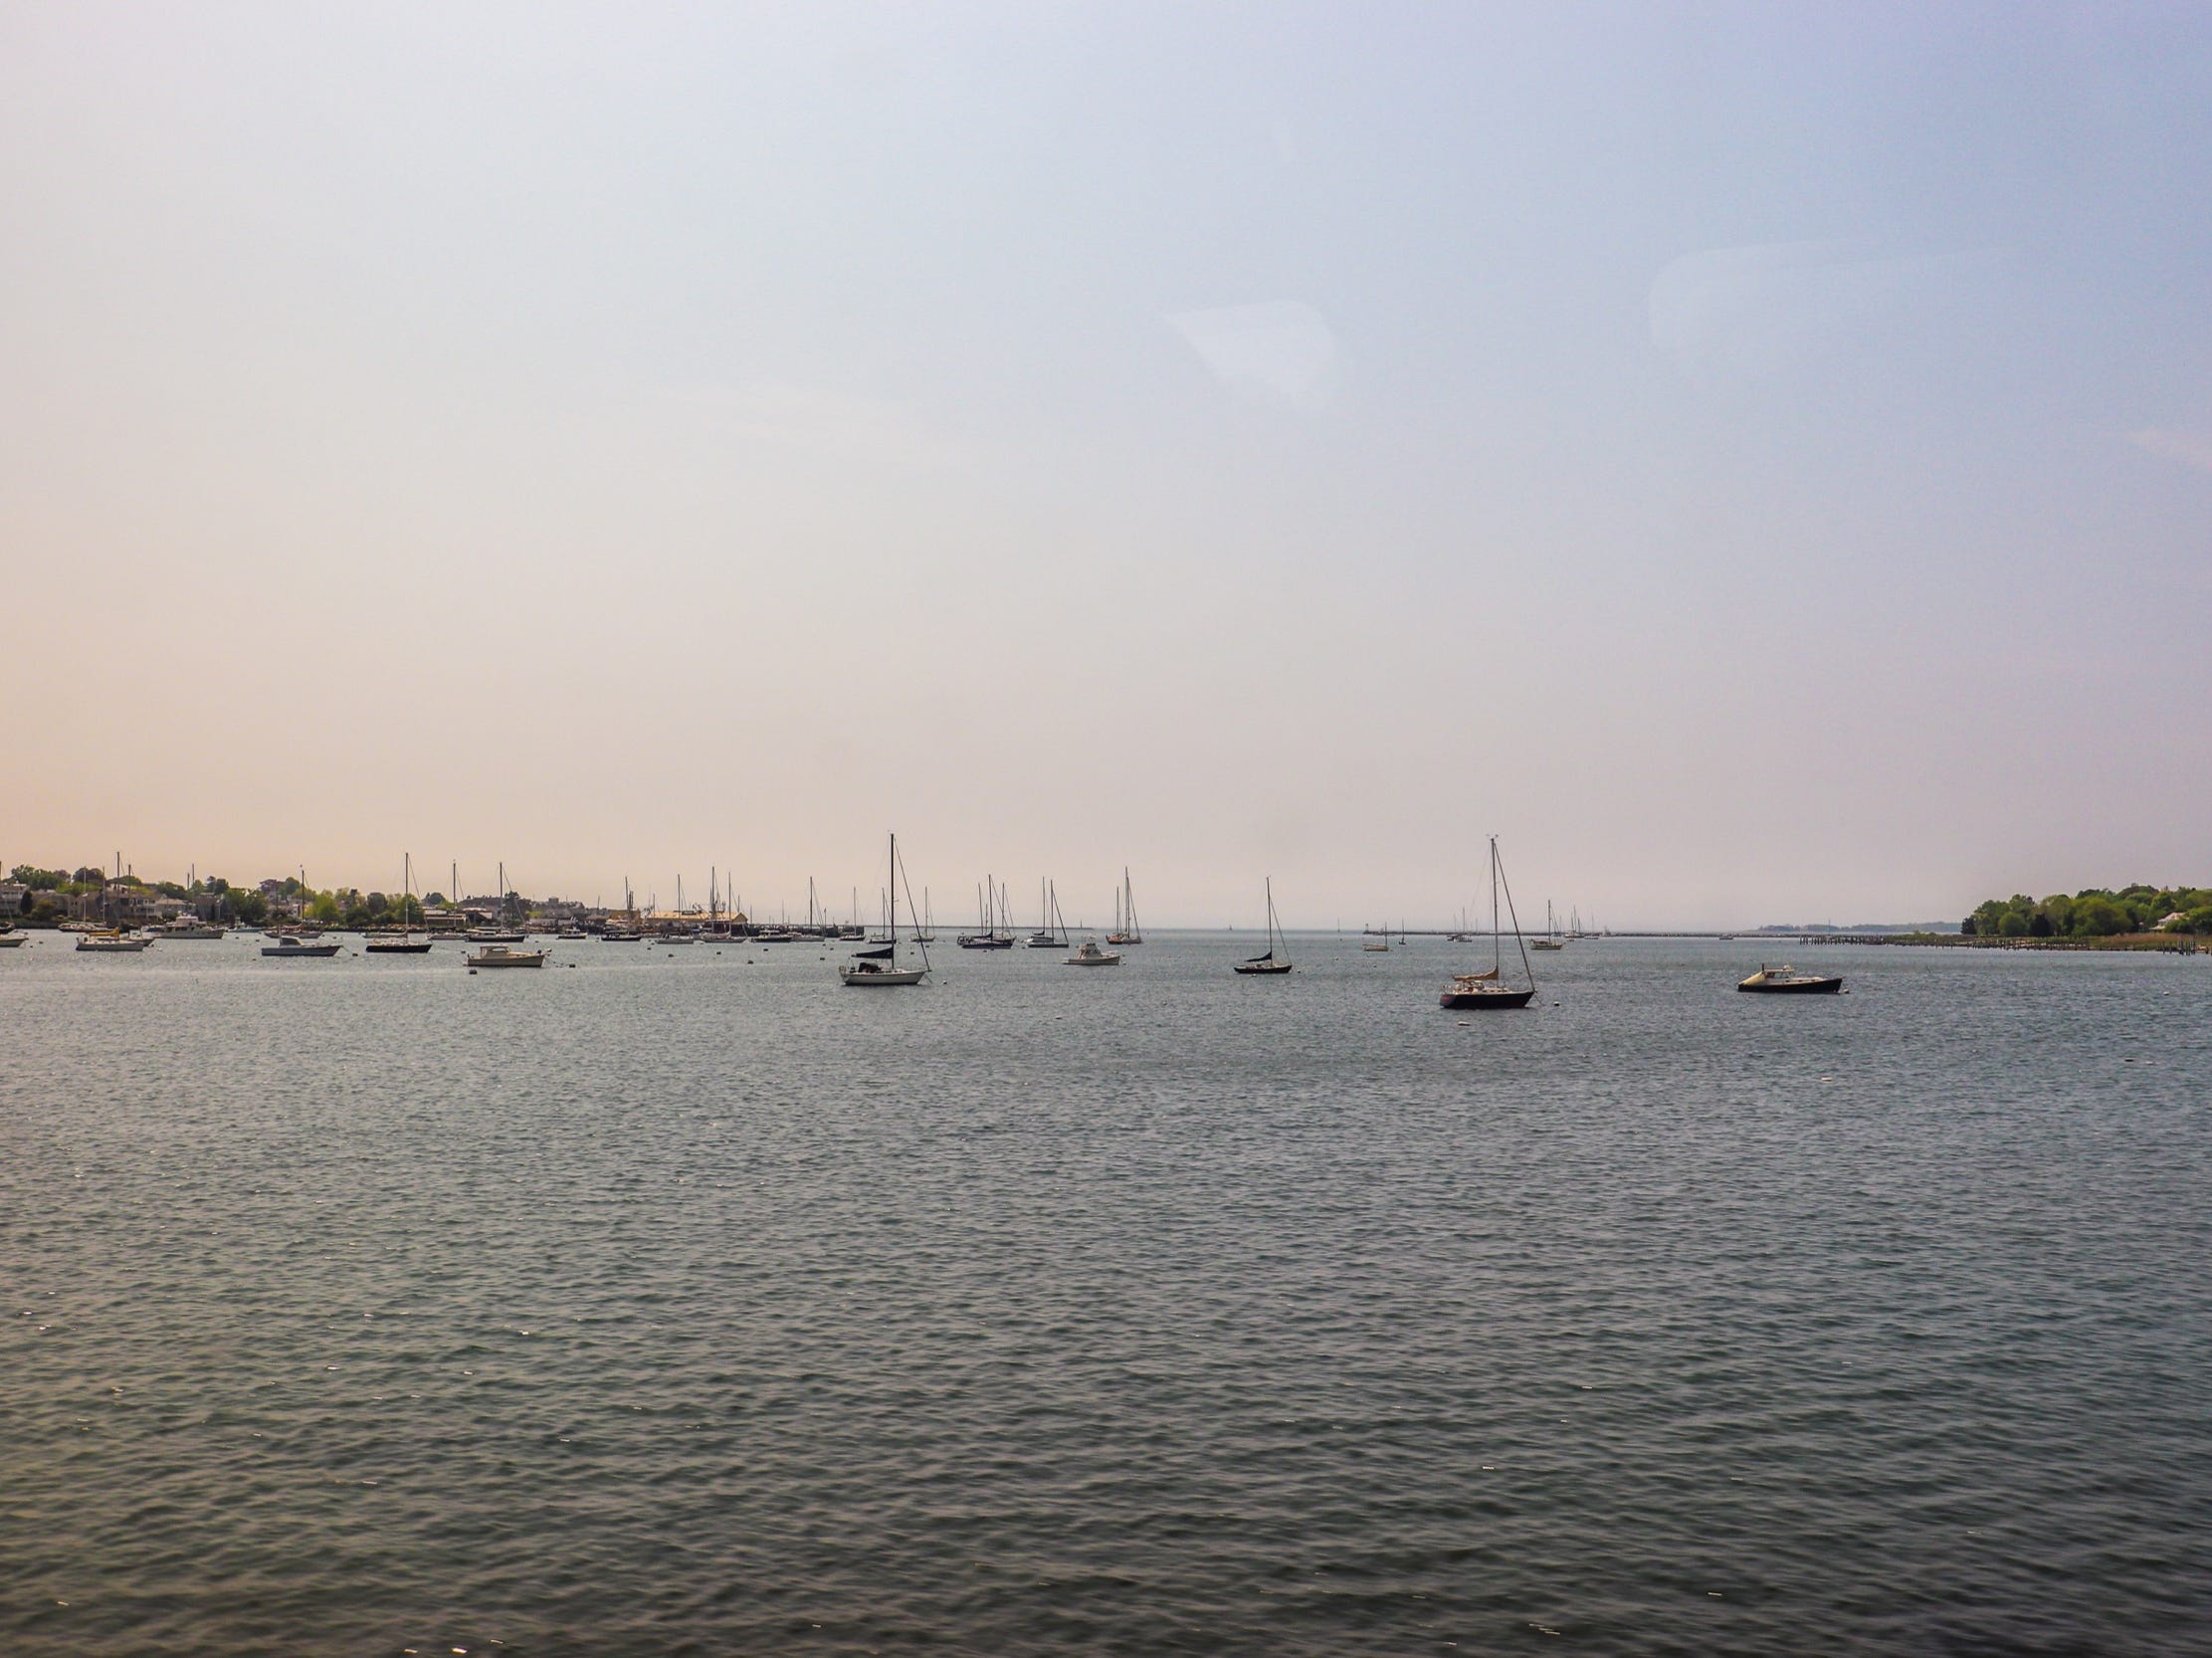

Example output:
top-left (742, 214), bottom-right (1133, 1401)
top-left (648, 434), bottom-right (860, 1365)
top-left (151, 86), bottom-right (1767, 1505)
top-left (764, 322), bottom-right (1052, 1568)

top-left (1963, 885), bottom-right (2212, 938)
top-left (9, 866), bottom-right (435, 930)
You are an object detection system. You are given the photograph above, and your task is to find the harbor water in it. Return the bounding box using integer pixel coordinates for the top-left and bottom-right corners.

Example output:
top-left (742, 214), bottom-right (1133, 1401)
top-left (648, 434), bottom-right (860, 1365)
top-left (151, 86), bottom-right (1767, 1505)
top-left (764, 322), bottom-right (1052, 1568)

top-left (3, 933), bottom-right (2207, 1654)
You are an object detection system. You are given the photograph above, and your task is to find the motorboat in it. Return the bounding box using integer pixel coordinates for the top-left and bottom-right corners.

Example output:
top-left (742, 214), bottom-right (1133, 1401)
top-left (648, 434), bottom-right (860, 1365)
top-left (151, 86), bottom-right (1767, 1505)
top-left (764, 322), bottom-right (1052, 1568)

top-left (78, 932), bottom-right (153, 952)
top-left (1737, 964), bottom-right (1843, 994)
top-left (0, 933), bottom-right (26, 948)
top-left (1066, 938), bottom-right (1121, 966)
top-left (468, 943), bottom-right (548, 968)
top-left (263, 936), bottom-right (341, 957)
top-left (162, 920), bottom-right (226, 939)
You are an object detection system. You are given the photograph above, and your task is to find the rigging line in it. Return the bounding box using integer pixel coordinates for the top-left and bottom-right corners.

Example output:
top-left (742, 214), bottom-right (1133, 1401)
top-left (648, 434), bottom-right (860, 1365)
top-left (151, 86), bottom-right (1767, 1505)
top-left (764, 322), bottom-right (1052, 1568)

top-left (1496, 841), bottom-right (1535, 989)
top-left (897, 841), bottom-right (931, 974)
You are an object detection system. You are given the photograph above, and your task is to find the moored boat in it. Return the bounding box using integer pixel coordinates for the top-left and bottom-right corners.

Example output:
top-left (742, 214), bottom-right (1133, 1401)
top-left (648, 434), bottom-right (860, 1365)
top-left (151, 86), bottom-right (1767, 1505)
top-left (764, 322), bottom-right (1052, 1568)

top-left (468, 942), bottom-right (548, 968)
top-left (263, 935), bottom-right (341, 957)
top-left (1234, 877), bottom-right (1295, 975)
top-left (1066, 937), bottom-right (1121, 966)
top-left (79, 932), bottom-right (154, 952)
top-left (1736, 964), bottom-right (1843, 994)
top-left (840, 832), bottom-right (928, 987)
top-left (1440, 837), bottom-right (1539, 1010)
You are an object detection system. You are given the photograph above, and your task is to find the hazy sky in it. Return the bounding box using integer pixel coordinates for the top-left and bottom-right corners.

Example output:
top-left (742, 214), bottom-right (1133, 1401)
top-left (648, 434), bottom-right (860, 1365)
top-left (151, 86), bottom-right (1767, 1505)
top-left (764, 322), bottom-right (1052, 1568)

top-left (4, 2), bottom-right (2209, 928)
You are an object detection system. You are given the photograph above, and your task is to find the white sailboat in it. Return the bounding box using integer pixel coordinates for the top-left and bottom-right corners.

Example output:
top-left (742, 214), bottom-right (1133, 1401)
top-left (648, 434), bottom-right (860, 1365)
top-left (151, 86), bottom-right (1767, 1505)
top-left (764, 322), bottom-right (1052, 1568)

top-left (841, 833), bottom-right (928, 986)
top-left (1530, 900), bottom-right (1565, 951)
top-left (1234, 878), bottom-right (1294, 974)
top-left (1106, 868), bottom-right (1143, 945)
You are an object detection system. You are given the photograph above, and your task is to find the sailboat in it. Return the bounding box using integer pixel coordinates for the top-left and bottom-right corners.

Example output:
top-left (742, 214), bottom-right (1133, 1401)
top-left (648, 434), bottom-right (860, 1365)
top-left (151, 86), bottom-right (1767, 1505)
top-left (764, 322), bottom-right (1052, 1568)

top-left (1026, 878), bottom-right (1060, 947)
top-left (1234, 878), bottom-right (1294, 975)
top-left (366, 853), bottom-right (435, 953)
top-left (1440, 836), bottom-right (1537, 1009)
top-left (1106, 868), bottom-right (1143, 945)
top-left (959, 877), bottom-right (1014, 948)
top-left (468, 862), bottom-right (526, 942)
top-left (915, 888), bottom-right (936, 943)
top-left (1363, 924), bottom-right (1390, 952)
top-left (840, 833), bottom-right (928, 986)
top-left (1530, 900), bottom-right (1565, 951)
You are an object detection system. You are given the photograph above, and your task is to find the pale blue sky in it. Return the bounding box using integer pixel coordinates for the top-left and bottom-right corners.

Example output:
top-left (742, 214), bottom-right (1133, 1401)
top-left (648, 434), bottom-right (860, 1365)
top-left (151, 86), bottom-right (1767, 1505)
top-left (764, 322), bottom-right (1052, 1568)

top-left (3, 3), bottom-right (2207, 926)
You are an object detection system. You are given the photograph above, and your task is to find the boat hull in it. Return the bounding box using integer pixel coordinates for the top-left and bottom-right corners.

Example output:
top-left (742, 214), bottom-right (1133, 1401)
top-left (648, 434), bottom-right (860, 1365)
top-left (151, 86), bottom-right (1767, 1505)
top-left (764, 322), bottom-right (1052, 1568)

top-left (1234, 960), bottom-right (1294, 975)
top-left (1439, 986), bottom-right (1536, 1009)
top-left (365, 939), bottom-right (435, 954)
top-left (957, 936), bottom-right (1014, 949)
top-left (470, 950), bottom-right (547, 968)
top-left (1737, 976), bottom-right (1843, 994)
top-left (840, 965), bottom-right (925, 986)
top-left (264, 944), bottom-right (341, 957)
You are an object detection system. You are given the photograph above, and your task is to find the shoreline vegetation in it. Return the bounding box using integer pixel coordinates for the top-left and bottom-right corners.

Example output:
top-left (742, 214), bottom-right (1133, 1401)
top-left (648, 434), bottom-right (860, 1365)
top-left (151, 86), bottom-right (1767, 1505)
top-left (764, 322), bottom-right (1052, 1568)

top-left (6, 865), bottom-right (2207, 952)
top-left (1959, 885), bottom-right (2212, 942)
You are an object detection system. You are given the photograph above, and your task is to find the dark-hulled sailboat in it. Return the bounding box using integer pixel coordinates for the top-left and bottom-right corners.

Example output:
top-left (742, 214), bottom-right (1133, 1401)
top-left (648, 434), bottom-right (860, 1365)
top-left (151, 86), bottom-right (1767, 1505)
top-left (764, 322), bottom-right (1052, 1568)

top-left (1234, 877), bottom-right (1294, 975)
top-left (1440, 835), bottom-right (1537, 1010)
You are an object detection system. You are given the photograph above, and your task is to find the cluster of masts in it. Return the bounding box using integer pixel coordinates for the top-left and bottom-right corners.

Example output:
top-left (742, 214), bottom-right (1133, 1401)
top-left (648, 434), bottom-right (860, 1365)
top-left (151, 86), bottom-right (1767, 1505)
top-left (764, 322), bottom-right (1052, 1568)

top-left (38, 838), bottom-right (1615, 1008)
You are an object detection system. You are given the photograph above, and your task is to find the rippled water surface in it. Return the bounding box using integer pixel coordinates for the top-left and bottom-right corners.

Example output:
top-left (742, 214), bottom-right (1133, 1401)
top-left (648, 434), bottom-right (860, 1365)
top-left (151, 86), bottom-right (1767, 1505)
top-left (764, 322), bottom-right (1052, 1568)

top-left (3, 933), bottom-right (2208, 1655)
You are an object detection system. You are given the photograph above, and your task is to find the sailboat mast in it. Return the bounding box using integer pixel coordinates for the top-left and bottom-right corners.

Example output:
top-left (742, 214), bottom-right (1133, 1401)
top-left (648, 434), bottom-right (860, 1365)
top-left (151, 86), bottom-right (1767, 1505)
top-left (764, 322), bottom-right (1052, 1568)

top-left (1492, 838), bottom-right (1502, 976)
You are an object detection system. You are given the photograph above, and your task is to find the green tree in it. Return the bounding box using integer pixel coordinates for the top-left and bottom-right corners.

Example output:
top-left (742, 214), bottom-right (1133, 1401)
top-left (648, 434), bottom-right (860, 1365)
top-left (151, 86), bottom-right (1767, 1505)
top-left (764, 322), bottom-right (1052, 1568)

top-left (2071, 897), bottom-right (2129, 936)
top-left (1998, 911), bottom-right (2030, 937)
top-left (308, 893), bottom-right (341, 926)
top-left (2028, 910), bottom-right (2054, 937)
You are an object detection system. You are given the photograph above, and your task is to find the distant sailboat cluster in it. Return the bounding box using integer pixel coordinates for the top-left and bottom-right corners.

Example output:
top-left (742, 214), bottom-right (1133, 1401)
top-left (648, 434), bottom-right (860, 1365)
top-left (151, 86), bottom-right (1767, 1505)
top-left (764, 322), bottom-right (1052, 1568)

top-left (21, 837), bottom-right (1828, 1003)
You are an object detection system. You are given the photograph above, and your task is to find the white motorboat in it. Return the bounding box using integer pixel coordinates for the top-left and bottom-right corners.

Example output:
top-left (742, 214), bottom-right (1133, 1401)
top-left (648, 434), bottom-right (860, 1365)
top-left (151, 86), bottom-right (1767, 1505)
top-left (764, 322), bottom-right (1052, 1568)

top-left (1066, 937), bottom-right (1121, 966)
top-left (78, 932), bottom-right (153, 952)
top-left (162, 920), bottom-right (226, 939)
top-left (1737, 964), bottom-right (1843, 994)
top-left (263, 936), bottom-right (341, 958)
top-left (468, 943), bottom-right (548, 968)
